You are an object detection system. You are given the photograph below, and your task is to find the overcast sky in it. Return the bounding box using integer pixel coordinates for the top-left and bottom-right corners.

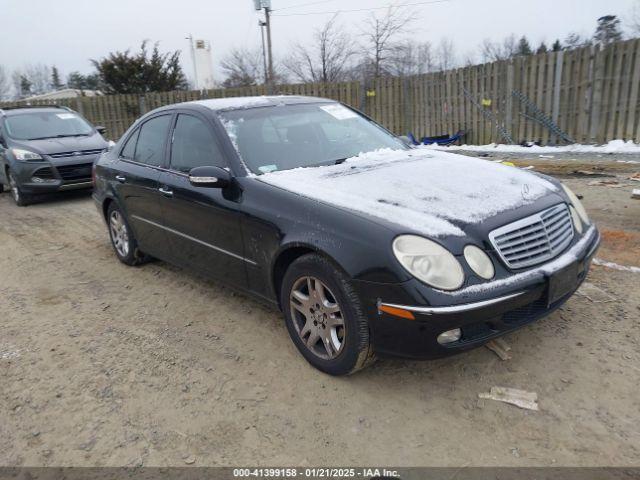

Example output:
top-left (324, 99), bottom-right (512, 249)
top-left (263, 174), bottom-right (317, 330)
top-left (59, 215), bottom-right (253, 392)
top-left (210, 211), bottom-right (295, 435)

top-left (2, 0), bottom-right (638, 82)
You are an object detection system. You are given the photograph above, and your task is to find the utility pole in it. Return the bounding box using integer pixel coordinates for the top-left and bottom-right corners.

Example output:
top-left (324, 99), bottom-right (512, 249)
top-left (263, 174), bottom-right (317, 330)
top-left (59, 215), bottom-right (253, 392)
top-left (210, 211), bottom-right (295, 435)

top-left (259, 20), bottom-right (269, 86)
top-left (253, 1), bottom-right (274, 91)
top-left (264, 4), bottom-right (275, 92)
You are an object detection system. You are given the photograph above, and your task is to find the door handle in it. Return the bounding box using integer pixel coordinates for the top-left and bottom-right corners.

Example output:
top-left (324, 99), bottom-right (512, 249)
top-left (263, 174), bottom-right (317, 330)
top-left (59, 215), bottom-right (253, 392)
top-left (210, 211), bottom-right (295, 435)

top-left (158, 187), bottom-right (174, 197)
top-left (115, 175), bottom-right (126, 183)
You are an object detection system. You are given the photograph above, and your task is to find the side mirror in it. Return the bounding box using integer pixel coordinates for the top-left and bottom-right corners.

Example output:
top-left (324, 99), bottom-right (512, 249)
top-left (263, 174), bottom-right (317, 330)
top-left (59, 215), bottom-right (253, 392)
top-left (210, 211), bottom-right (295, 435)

top-left (188, 166), bottom-right (231, 189)
top-left (95, 126), bottom-right (107, 135)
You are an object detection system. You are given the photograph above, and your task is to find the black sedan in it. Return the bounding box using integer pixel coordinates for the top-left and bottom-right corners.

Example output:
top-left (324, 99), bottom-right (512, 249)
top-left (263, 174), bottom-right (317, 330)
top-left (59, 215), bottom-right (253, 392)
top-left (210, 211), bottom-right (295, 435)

top-left (92, 96), bottom-right (600, 376)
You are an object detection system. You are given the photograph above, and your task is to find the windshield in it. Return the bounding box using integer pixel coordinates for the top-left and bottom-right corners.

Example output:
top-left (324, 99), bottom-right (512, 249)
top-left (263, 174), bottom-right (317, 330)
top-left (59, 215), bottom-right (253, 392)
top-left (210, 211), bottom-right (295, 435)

top-left (4, 111), bottom-right (94, 141)
top-left (218, 103), bottom-right (406, 174)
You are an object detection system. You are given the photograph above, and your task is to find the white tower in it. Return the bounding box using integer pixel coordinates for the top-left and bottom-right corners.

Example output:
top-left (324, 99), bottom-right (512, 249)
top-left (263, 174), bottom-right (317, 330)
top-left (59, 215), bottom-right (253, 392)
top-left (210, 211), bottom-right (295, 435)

top-left (191, 39), bottom-right (215, 89)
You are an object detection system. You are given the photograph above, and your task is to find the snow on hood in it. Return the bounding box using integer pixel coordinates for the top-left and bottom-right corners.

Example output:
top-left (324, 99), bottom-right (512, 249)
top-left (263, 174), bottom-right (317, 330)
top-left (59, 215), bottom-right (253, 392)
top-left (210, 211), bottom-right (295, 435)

top-left (259, 149), bottom-right (560, 237)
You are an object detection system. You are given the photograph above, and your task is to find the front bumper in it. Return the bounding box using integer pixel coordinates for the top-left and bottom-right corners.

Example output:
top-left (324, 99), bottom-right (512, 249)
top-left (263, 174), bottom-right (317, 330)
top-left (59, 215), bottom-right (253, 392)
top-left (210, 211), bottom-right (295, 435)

top-left (354, 226), bottom-right (601, 359)
top-left (13, 159), bottom-right (95, 194)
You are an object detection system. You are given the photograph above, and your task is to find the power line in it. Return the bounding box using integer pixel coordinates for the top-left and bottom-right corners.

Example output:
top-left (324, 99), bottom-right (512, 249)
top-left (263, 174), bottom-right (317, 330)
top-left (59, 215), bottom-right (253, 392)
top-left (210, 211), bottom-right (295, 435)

top-left (274, 0), bottom-right (338, 12)
top-left (271, 0), bottom-right (450, 17)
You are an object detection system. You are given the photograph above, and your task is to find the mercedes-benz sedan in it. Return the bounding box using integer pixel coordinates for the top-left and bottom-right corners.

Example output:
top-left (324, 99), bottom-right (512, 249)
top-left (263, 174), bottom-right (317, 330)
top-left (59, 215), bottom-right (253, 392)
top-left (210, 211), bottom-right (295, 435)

top-left (93, 96), bottom-right (600, 376)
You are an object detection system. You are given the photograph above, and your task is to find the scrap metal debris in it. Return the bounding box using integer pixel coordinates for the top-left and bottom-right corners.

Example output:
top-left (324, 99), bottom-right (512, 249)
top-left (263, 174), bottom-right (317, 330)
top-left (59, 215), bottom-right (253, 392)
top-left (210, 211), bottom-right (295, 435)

top-left (479, 387), bottom-right (539, 411)
top-left (485, 338), bottom-right (512, 360)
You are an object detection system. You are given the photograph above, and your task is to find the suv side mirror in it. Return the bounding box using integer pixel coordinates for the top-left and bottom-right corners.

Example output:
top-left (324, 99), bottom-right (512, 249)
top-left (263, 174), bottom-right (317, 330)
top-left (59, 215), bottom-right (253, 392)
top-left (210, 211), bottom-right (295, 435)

top-left (96, 126), bottom-right (107, 135)
top-left (189, 166), bottom-right (231, 189)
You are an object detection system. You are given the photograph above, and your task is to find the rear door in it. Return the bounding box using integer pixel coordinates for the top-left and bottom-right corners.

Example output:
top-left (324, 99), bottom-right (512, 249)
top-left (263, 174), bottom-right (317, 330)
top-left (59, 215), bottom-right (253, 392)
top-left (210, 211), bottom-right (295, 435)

top-left (113, 113), bottom-right (173, 259)
top-left (158, 112), bottom-right (249, 288)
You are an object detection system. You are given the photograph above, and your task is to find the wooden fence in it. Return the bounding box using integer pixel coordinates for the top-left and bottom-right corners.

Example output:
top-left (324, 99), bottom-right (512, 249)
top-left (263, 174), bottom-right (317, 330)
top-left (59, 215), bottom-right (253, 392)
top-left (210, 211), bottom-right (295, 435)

top-left (3, 38), bottom-right (640, 145)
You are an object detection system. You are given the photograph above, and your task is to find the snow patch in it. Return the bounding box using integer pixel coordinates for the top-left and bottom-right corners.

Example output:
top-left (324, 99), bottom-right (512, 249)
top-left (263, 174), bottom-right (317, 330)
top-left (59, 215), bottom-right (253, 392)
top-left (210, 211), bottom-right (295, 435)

top-left (259, 148), bottom-right (559, 238)
top-left (191, 96), bottom-right (287, 111)
top-left (0, 344), bottom-right (21, 360)
top-left (423, 139), bottom-right (640, 155)
top-left (593, 258), bottom-right (640, 274)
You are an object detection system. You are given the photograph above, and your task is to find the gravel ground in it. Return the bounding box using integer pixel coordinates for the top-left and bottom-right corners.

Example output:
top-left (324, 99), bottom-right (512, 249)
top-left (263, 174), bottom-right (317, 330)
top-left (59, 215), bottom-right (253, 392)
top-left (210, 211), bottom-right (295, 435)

top-left (0, 155), bottom-right (639, 467)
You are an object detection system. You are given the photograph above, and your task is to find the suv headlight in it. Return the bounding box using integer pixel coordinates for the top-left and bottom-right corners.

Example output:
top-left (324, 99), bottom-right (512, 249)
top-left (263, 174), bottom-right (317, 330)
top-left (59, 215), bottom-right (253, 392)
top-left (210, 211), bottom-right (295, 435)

top-left (11, 148), bottom-right (43, 162)
top-left (392, 235), bottom-right (465, 290)
top-left (562, 184), bottom-right (589, 225)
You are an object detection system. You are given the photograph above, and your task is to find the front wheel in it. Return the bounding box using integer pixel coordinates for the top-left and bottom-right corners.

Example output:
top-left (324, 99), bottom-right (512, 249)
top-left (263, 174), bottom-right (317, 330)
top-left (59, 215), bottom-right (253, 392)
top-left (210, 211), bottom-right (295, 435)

top-left (281, 253), bottom-right (375, 376)
top-left (8, 170), bottom-right (31, 206)
top-left (107, 202), bottom-right (150, 266)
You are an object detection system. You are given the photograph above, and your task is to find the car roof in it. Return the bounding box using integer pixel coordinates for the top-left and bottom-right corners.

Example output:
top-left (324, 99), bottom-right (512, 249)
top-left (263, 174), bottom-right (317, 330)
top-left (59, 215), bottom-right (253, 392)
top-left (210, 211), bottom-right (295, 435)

top-left (187, 95), bottom-right (334, 112)
top-left (0, 105), bottom-right (71, 116)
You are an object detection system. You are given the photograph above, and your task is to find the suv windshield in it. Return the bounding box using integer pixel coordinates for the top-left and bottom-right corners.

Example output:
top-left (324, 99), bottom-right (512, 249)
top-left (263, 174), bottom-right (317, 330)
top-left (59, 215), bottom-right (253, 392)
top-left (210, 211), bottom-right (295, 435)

top-left (4, 111), bottom-right (94, 141)
top-left (219, 103), bottom-right (406, 174)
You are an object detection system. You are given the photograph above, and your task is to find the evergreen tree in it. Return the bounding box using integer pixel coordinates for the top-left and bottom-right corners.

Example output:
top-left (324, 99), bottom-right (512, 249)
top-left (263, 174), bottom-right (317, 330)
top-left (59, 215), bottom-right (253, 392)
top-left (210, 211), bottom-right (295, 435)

top-left (552, 39), bottom-right (562, 52)
top-left (19, 75), bottom-right (32, 96)
top-left (536, 42), bottom-right (548, 54)
top-left (594, 15), bottom-right (623, 45)
top-left (92, 41), bottom-right (188, 94)
top-left (51, 66), bottom-right (63, 89)
top-left (516, 36), bottom-right (533, 56)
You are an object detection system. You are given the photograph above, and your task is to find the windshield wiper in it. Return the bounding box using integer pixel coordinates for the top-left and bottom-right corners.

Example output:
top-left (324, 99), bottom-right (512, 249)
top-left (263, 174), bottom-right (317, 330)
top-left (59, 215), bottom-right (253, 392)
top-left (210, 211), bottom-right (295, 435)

top-left (28, 133), bottom-right (91, 140)
top-left (333, 158), bottom-right (348, 165)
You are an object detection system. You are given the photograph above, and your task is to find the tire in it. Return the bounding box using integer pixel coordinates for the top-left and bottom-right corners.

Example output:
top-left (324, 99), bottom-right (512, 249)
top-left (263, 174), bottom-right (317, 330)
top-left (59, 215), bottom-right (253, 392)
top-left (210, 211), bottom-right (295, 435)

top-left (281, 253), bottom-right (375, 376)
top-left (106, 202), bottom-right (150, 266)
top-left (8, 170), bottom-right (32, 207)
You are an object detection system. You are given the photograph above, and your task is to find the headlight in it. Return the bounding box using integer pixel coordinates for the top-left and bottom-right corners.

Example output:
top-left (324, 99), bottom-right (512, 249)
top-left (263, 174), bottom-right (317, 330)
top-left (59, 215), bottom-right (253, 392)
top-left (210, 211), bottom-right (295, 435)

top-left (392, 235), bottom-right (464, 290)
top-left (562, 184), bottom-right (589, 225)
top-left (569, 206), bottom-right (583, 234)
top-left (11, 148), bottom-right (43, 162)
top-left (464, 245), bottom-right (495, 280)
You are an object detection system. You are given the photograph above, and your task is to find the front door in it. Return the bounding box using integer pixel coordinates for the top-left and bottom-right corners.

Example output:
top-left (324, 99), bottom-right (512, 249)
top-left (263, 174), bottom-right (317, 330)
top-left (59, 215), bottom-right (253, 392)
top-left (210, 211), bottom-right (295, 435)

top-left (114, 114), bottom-right (173, 259)
top-left (158, 113), bottom-right (249, 288)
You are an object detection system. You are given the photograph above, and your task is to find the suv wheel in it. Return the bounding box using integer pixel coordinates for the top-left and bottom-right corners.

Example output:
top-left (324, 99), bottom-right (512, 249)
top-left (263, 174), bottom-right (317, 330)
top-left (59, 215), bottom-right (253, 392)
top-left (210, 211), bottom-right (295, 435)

top-left (281, 253), bottom-right (375, 376)
top-left (8, 170), bottom-right (31, 207)
top-left (107, 202), bottom-right (150, 266)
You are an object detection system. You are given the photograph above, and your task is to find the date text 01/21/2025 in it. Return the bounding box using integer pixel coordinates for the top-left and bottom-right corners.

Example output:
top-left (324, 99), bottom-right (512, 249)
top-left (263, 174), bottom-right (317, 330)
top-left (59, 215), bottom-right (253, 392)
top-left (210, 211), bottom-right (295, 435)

top-left (232, 468), bottom-right (400, 478)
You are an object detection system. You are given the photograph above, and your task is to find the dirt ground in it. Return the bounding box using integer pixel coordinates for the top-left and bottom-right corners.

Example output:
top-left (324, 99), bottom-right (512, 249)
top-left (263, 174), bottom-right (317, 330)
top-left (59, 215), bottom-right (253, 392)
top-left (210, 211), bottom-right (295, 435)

top-left (1, 153), bottom-right (639, 467)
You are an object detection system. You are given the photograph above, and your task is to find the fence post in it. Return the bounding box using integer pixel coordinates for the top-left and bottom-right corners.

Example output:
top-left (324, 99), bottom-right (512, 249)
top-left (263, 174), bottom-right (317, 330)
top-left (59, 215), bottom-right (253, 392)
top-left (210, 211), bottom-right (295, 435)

top-left (74, 96), bottom-right (84, 115)
top-left (551, 50), bottom-right (564, 144)
top-left (505, 61), bottom-right (514, 142)
top-left (138, 96), bottom-right (147, 116)
top-left (402, 76), bottom-right (412, 136)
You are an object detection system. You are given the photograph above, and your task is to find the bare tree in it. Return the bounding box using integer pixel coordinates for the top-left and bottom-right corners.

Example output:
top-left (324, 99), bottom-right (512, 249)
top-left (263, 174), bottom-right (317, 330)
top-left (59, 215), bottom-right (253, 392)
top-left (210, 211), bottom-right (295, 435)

top-left (480, 34), bottom-right (517, 62)
top-left (360, 7), bottom-right (415, 78)
top-left (24, 64), bottom-right (52, 95)
top-left (435, 38), bottom-right (457, 71)
top-left (220, 47), bottom-right (265, 87)
top-left (0, 66), bottom-right (10, 100)
top-left (631, 0), bottom-right (640, 36)
top-left (386, 40), bottom-right (434, 77)
top-left (564, 32), bottom-right (589, 50)
top-left (285, 16), bottom-right (356, 83)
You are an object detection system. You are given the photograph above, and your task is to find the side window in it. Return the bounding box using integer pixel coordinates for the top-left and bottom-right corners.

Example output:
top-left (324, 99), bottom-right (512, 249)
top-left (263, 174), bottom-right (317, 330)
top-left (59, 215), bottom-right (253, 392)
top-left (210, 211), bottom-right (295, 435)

top-left (134, 115), bottom-right (171, 166)
top-left (120, 128), bottom-right (139, 160)
top-left (170, 114), bottom-right (226, 173)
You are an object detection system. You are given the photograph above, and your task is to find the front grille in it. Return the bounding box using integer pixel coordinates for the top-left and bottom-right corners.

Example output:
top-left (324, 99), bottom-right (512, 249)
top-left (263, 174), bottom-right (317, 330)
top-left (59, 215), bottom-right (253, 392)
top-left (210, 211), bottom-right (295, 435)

top-left (55, 162), bottom-right (93, 182)
top-left (49, 149), bottom-right (104, 159)
top-left (489, 204), bottom-right (575, 269)
top-left (32, 167), bottom-right (55, 179)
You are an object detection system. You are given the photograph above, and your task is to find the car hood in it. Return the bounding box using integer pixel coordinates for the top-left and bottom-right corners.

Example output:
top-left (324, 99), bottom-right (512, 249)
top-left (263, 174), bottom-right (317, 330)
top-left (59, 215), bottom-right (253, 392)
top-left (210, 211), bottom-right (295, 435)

top-left (258, 148), bottom-right (562, 238)
top-left (12, 134), bottom-right (107, 156)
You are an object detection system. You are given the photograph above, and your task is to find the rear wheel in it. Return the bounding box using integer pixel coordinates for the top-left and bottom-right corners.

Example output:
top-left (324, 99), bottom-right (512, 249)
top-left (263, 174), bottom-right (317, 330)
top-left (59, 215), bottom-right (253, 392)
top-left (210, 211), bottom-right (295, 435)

top-left (8, 170), bottom-right (31, 207)
top-left (281, 253), bottom-right (375, 376)
top-left (107, 202), bottom-right (150, 266)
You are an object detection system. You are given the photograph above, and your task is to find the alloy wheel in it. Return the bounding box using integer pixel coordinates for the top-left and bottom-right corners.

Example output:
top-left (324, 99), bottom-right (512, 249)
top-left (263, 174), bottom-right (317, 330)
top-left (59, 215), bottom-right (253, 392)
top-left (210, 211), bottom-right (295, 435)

top-left (109, 210), bottom-right (130, 258)
top-left (289, 276), bottom-right (345, 360)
